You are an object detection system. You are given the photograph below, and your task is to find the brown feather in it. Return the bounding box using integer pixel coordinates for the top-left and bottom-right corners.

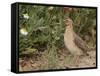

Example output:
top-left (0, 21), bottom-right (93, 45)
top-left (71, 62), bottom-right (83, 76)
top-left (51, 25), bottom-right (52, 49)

top-left (73, 32), bottom-right (89, 53)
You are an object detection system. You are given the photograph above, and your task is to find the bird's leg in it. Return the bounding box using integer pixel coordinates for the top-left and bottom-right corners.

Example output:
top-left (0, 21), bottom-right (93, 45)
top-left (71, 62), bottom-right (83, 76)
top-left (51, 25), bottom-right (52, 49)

top-left (68, 55), bottom-right (80, 67)
top-left (67, 55), bottom-right (75, 67)
top-left (74, 55), bottom-right (80, 67)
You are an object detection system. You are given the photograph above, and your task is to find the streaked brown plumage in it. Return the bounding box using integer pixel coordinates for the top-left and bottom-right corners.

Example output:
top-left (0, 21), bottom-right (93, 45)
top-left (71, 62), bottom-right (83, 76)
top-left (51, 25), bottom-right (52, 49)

top-left (64, 18), bottom-right (90, 56)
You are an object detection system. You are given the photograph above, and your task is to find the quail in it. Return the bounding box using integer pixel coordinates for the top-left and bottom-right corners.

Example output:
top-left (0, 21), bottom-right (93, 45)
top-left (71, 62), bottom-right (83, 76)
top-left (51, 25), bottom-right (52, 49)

top-left (64, 18), bottom-right (92, 65)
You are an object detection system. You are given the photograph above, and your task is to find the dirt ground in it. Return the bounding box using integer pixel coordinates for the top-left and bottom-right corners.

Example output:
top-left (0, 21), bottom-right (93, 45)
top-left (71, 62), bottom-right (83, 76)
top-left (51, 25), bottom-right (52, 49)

top-left (19, 49), bottom-right (96, 71)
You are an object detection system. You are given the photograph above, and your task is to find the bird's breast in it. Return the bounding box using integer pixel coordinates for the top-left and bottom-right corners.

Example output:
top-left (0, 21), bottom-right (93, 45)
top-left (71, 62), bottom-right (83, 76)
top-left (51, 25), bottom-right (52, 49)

top-left (64, 29), bottom-right (74, 50)
top-left (64, 29), bottom-right (74, 44)
top-left (64, 29), bottom-right (83, 55)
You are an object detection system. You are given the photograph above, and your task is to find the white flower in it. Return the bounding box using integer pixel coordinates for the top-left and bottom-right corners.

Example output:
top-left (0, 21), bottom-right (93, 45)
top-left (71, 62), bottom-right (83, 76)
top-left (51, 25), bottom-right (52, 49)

top-left (55, 37), bottom-right (60, 40)
top-left (20, 28), bottom-right (28, 36)
top-left (48, 6), bottom-right (54, 10)
top-left (52, 16), bottom-right (56, 20)
top-left (23, 13), bottom-right (29, 19)
top-left (52, 31), bottom-right (55, 34)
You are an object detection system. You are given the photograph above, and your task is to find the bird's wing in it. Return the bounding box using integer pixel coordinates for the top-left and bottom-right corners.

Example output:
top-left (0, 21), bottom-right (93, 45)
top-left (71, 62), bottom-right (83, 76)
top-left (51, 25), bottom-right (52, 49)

top-left (73, 32), bottom-right (89, 52)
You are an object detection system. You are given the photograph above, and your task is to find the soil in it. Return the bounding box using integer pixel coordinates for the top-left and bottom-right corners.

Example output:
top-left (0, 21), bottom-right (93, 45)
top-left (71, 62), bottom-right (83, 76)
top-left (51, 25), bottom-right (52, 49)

top-left (19, 48), bottom-right (96, 71)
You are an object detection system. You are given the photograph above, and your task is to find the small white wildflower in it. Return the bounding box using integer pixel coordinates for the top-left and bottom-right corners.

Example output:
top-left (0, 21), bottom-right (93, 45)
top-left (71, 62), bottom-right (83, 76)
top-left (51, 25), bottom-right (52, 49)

top-left (55, 37), bottom-right (60, 40)
top-left (23, 13), bottom-right (29, 19)
top-left (20, 28), bottom-right (28, 36)
top-left (52, 16), bottom-right (56, 20)
top-left (48, 6), bottom-right (54, 10)
top-left (52, 31), bottom-right (55, 34)
top-left (33, 5), bottom-right (37, 7)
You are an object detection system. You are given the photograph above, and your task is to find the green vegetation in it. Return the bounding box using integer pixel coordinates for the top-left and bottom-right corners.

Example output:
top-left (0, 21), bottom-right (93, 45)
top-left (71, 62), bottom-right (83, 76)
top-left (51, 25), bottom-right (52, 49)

top-left (19, 4), bottom-right (96, 70)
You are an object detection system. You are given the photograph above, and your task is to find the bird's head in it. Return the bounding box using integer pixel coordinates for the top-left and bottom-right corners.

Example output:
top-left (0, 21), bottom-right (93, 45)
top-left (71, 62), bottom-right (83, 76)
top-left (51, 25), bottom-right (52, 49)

top-left (64, 17), bottom-right (73, 27)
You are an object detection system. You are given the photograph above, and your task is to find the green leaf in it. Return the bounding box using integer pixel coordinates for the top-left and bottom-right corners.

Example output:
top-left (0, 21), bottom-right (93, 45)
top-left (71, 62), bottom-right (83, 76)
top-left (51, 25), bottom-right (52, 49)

top-left (21, 48), bottom-right (38, 55)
